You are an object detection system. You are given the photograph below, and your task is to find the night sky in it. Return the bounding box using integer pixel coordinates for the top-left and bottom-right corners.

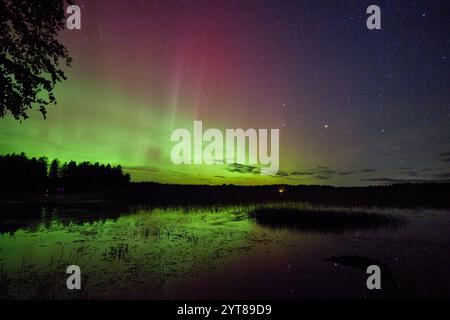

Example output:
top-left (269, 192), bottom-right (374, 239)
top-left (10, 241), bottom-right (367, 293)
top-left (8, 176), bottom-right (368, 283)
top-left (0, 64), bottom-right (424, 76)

top-left (0, 0), bottom-right (449, 186)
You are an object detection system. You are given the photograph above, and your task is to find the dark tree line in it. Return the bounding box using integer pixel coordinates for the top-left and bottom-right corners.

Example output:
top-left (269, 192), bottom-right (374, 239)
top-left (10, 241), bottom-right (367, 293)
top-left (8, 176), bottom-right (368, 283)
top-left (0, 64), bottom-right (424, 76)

top-left (0, 153), bottom-right (130, 193)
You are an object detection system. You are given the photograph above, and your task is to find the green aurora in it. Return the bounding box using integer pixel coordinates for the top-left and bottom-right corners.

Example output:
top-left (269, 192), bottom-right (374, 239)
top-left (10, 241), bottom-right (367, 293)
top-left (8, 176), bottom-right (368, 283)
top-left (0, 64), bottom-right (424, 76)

top-left (0, 73), bottom-right (306, 185)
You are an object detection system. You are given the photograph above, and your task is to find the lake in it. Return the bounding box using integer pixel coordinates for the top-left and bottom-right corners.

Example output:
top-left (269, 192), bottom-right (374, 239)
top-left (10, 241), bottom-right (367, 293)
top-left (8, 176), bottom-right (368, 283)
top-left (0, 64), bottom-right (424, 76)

top-left (0, 202), bottom-right (449, 299)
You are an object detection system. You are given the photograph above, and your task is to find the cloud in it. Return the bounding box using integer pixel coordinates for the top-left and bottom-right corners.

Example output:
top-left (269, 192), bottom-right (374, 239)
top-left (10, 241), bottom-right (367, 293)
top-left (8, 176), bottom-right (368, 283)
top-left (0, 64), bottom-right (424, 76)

top-left (439, 152), bottom-right (450, 162)
top-left (124, 166), bottom-right (160, 173)
top-left (363, 177), bottom-right (450, 184)
top-left (433, 172), bottom-right (450, 179)
top-left (337, 170), bottom-right (358, 176)
top-left (396, 169), bottom-right (421, 177)
top-left (227, 163), bottom-right (260, 175)
top-left (396, 167), bottom-right (448, 178)
top-left (225, 164), bottom-right (290, 178)
top-left (286, 177), bottom-right (305, 181)
top-left (272, 170), bottom-right (289, 177)
top-left (314, 175), bottom-right (332, 180)
top-left (291, 171), bottom-right (315, 176)
top-left (316, 166), bottom-right (336, 175)
top-left (360, 169), bottom-right (376, 173)
top-left (397, 166), bottom-right (417, 170)
top-left (291, 167), bottom-right (378, 179)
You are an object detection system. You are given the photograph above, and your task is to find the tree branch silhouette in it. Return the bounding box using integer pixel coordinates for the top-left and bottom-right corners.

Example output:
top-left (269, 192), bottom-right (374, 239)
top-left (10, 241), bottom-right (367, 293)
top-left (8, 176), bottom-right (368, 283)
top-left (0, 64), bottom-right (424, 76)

top-left (0, 0), bottom-right (73, 120)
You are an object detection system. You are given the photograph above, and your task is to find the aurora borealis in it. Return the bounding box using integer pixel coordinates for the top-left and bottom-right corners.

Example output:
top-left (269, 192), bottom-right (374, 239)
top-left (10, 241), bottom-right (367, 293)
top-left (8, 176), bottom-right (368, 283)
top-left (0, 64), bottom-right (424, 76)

top-left (0, 0), bottom-right (449, 186)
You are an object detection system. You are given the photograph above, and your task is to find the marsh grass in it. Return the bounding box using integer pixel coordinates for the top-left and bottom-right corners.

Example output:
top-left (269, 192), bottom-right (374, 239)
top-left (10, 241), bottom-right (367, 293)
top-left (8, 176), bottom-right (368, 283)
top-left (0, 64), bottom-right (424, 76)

top-left (250, 207), bottom-right (406, 234)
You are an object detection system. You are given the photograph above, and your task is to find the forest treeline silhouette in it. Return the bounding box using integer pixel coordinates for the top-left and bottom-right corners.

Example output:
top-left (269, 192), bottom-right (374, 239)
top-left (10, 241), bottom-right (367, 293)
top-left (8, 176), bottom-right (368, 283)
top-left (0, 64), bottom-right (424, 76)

top-left (1, 153), bottom-right (450, 209)
top-left (0, 153), bottom-right (130, 192)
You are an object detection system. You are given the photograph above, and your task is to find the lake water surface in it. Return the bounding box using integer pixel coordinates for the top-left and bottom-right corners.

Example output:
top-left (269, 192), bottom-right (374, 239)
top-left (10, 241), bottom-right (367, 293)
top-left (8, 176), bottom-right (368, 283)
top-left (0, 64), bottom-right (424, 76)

top-left (0, 203), bottom-right (449, 299)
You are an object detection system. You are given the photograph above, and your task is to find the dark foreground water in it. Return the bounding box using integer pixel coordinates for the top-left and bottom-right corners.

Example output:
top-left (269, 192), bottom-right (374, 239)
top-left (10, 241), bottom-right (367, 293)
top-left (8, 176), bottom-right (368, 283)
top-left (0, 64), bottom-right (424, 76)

top-left (0, 203), bottom-right (449, 299)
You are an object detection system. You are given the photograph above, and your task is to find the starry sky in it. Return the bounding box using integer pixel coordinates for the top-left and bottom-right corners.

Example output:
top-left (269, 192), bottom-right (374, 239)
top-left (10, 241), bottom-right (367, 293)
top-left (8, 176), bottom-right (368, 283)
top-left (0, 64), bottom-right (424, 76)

top-left (0, 0), bottom-right (449, 186)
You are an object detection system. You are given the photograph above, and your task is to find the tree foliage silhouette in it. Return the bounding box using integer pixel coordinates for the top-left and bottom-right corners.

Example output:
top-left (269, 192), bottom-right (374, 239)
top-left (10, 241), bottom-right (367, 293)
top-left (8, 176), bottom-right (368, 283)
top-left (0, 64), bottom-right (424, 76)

top-left (0, 0), bottom-right (73, 120)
